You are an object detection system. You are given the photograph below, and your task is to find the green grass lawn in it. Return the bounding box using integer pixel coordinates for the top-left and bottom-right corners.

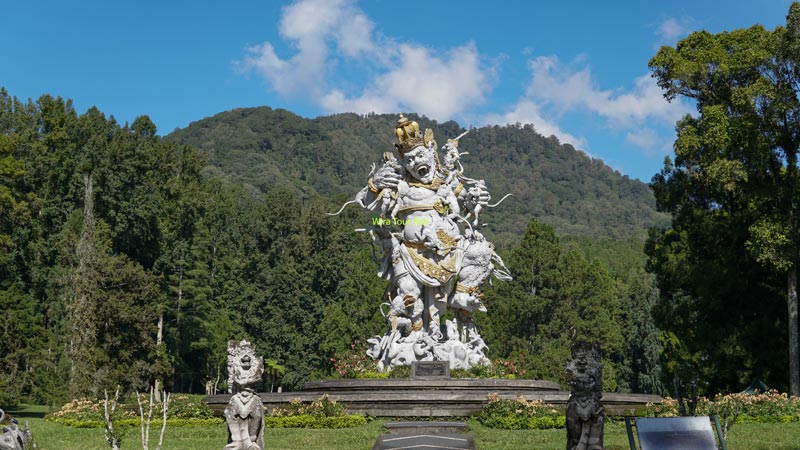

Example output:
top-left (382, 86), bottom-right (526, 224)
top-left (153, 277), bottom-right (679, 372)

top-left (4, 405), bottom-right (799, 450)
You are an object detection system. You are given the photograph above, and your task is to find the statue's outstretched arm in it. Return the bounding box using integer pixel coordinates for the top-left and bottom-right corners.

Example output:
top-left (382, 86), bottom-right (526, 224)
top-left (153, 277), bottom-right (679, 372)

top-left (327, 161), bottom-right (402, 215)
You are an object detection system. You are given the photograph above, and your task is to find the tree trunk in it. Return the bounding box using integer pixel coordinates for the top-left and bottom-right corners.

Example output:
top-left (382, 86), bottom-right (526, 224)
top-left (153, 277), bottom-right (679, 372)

top-left (154, 312), bottom-right (163, 402)
top-left (789, 267), bottom-right (800, 396)
top-left (70, 173), bottom-right (97, 398)
top-left (173, 259), bottom-right (184, 389)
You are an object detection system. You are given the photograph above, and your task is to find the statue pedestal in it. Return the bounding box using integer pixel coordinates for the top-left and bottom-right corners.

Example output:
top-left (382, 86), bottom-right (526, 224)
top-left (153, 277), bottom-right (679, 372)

top-left (223, 391), bottom-right (265, 450)
top-left (204, 379), bottom-right (661, 418)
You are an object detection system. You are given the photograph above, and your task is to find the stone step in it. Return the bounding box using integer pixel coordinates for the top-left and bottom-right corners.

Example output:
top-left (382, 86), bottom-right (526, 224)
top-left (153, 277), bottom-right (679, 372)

top-left (301, 378), bottom-right (561, 392)
top-left (203, 379), bottom-right (662, 417)
top-left (373, 432), bottom-right (476, 450)
top-left (384, 421), bottom-right (469, 434)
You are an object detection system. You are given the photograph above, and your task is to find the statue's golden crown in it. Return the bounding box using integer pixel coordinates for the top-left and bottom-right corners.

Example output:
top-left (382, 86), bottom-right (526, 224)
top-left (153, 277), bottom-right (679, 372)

top-left (394, 114), bottom-right (435, 154)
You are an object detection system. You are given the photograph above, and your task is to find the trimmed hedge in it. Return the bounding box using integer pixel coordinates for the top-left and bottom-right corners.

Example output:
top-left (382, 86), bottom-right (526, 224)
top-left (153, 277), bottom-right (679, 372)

top-left (478, 414), bottom-right (566, 430)
top-left (736, 414), bottom-right (800, 424)
top-left (47, 395), bottom-right (216, 426)
top-left (263, 414), bottom-right (367, 428)
top-left (475, 394), bottom-right (564, 430)
top-left (51, 418), bottom-right (223, 428)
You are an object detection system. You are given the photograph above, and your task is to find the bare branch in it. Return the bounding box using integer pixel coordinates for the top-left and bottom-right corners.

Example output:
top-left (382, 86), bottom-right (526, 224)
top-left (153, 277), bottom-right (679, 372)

top-left (137, 391), bottom-right (146, 450)
top-left (156, 392), bottom-right (170, 450)
top-left (103, 388), bottom-right (121, 450)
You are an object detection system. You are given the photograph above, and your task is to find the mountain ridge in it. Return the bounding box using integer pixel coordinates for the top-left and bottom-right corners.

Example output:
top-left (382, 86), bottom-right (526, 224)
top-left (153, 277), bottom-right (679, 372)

top-left (166, 107), bottom-right (668, 242)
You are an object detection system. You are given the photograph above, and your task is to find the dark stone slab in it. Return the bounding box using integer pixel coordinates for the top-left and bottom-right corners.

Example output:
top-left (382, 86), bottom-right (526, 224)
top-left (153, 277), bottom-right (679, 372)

top-left (411, 361), bottom-right (450, 379)
top-left (384, 421), bottom-right (468, 434)
top-left (636, 417), bottom-right (718, 450)
top-left (372, 432), bottom-right (475, 450)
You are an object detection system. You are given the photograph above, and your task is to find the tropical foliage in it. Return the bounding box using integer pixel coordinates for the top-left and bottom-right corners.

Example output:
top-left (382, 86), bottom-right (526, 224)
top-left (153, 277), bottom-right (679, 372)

top-left (647, 1), bottom-right (800, 396)
top-left (645, 390), bottom-right (800, 438)
top-left (167, 109), bottom-right (669, 246)
top-left (0, 84), bottom-right (666, 404)
top-left (476, 393), bottom-right (565, 430)
top-left (45, 395), bottom-right (217, 428)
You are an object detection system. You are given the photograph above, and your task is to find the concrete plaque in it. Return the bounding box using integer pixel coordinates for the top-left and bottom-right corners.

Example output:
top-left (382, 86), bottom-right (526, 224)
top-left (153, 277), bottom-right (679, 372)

top-left (636, 417), bottom-right (718, 450)
top-left (384, 421), bottom-right (467, 434)
top-left (373, 433), bottom-right (475, 450)
top-left (411, 361), bottom-right (450, 379)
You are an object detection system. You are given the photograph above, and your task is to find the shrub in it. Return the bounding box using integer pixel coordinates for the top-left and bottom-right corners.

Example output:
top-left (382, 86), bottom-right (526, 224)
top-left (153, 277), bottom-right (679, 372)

top-left (270, 394), bottom-right (347, 418)
top-left (644, 390), bottom-right (800, 438)
top-left (46, 417), bottom-right (223, 428)
top-left (266, 394), bottom-right (366, 428)
top-left (47, 394), bottom-right (216, 427)
top-left (355, 371), bottom-right (389, 379)
top-left (47, 398), bottom-right (137, 424)
top-left (136, 394), bottom-right (215, 419)
top-left (263, 415), bottom-right (367, 428)
top-left (329, 341), bottom-right (379, 378)
top-left (450, 357), bottom-right (531, 379)
top-left (388, 365), bottom-right (410, 378)
top-left (476, 393), bottom-right (564, 429)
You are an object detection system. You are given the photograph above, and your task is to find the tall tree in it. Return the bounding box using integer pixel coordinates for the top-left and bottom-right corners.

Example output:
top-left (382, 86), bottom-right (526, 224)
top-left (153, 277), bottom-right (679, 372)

top-left (480, 218), bottom-right (562, 361)
top-left (69, 173), bottom-right (99, 397)
top-left (480, 219), bottom-right (623, 388)
top-left (617, 269), bottom-right (663, 394)
top-left (649, 3), bottom-right (800, 394)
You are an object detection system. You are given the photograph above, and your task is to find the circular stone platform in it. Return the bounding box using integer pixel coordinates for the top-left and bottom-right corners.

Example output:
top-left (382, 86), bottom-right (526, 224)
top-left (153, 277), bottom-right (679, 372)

top-left (203, 378), bottom-right (661, 417)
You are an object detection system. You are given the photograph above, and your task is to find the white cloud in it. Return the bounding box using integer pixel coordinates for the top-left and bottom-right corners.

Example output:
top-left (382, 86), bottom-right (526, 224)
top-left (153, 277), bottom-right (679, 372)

top-left (322, 43), bottom-right (492, 119)
top-left (482, 99), bottom-right (588, 150)
top-left (626, 128), bottom-right (659, 149)
top-left (625, 129), bottom-right (663, 154)
top-left (237, 0), bottom-right (494, 122)
top-left (527, 56), bottom-right (692, 128)
top-left (479, 54), bottom-right (693, 155)
top-left (237, 0), bottom-right (694, 159)
top-left (629, 129), bottom-right (676, 156)
top-left (237, 0), bottom-right (380, 99)
top-left (655, 17), bottom-right (698, 48)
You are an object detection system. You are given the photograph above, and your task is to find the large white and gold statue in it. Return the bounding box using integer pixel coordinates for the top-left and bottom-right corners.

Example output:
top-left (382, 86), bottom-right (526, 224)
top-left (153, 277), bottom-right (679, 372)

top-left (334, 114), bottom-right (512, 371)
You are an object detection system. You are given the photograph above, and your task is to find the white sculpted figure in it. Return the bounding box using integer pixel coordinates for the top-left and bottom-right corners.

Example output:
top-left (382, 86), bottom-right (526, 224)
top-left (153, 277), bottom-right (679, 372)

top-left (223, 340), bottom-right (265, 450)
top-left (338, 114), bottom-right (512, 371)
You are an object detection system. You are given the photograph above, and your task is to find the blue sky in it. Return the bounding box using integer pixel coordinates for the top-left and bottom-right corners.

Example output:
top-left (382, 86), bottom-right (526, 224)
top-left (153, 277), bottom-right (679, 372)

top-left (1, 0), bottom-right (794, 181)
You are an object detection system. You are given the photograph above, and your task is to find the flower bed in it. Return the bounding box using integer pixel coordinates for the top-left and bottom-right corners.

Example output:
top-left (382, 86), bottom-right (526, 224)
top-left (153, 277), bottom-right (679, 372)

top-left (644, 390), bottom-right (800, 436)
top-left (475, 393), bottom-right (565, 430)
top-left (46, 395), bottom-right (221, 428)
top-left (266, 394), bottom-right (366, 428)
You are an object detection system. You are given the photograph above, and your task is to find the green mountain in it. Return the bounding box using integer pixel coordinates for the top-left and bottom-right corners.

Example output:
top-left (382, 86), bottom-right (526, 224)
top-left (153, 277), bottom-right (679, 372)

top-left (166, 107), bottom-right (668, 244)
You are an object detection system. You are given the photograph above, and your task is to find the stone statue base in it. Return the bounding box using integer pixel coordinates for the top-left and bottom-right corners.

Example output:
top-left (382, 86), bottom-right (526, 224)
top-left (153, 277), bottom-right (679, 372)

top-left (366, 319), bottom-right (490, 372)
top-left (223, 390), bottom-right (265, 450)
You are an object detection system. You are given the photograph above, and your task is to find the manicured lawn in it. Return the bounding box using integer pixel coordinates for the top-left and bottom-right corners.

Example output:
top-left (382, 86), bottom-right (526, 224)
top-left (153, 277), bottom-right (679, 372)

top-left (2, 405), bottom-right (227, 450)
top-left (5, 405), bottom-right (800, 450)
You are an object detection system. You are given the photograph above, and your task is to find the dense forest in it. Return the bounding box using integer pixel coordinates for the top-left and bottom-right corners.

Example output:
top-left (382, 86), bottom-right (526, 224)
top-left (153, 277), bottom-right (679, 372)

top-left (167, 108), bottom-right (669, 247)
top-left (646, 4), bottom-right (800, 396)
top-left (3, 53), bottom-right (795, 406)
top-left (0, 86), bottom-right (667, 405)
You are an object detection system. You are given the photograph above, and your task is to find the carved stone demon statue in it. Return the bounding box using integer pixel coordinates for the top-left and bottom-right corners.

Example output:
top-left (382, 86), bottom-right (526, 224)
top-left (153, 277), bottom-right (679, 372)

top-left (565, 342), bottom-right (605, 450)
top-left (223, 340), bottom-right (265, 450)
top-left (331, 114), bottom-right (512, 371)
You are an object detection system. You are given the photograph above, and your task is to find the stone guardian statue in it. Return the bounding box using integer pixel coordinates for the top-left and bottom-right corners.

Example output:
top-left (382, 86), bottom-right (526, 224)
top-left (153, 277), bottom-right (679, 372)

top-left (223, 340), bottom-right (265, 450)
top-left (0, 409), bottom-right (32, 450)
top-left (565, 342), bottom-right (605, 450)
